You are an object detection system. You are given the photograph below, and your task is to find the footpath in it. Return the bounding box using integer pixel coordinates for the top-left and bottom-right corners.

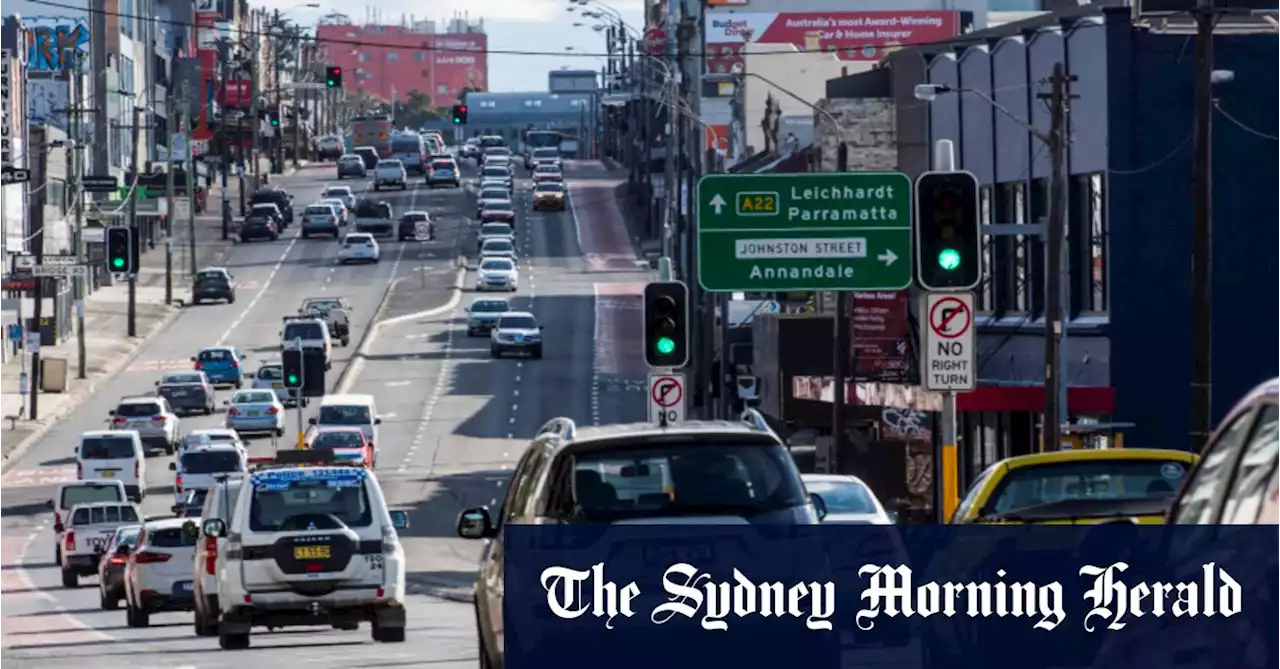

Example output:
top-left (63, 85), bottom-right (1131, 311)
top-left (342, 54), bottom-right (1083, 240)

top-left (0, 161), bottom-right (310, 470)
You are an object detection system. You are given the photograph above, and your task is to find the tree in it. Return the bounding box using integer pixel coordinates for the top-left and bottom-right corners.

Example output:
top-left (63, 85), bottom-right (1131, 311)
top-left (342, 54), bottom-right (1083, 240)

top-left (273, 20), bottom-right (308, 75)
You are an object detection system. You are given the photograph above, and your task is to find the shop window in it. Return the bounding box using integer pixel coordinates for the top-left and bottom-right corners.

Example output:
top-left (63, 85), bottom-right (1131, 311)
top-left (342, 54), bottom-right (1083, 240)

top-left (1087, 174), bottom-right (1108, 313)
top-left (1010, 183), bottom-right (1031, 313)
top-left (977, 185), bottom-right (995, 313)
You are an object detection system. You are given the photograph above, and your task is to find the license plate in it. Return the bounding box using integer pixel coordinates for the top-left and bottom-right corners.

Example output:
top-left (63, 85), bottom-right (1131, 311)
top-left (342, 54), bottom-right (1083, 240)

top-left (294, 545), bottom-right (331, 560)
top-left (101, 471), bottom-right (115, 477)
top-left (247, 411), bottom-right (260, 417)
top-left (514, 335), bottom-right (524, 343)
top-left (271, 383), bottom-right (282, 389)
top-left (177, 581), bottom-right (193, 593)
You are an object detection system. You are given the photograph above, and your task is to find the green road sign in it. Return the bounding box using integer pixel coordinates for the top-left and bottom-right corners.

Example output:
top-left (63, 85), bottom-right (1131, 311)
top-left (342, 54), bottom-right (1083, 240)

top-left (696, 172), bottom-right (914, 292)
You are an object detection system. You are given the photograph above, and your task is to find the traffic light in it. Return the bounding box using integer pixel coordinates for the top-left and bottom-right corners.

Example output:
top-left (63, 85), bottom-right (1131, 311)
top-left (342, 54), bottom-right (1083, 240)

top-left (325, 66), bottom-right (342, 88)
top-left (282, 348), bottom-right (304, 388)
top-left (643, 281), bottom-right (689, 368)
top-left (914, 171), bottom-right (981, 291)
top-left (105, 227), bottom-right (137, 274)
top-left (270, 115), bottom-right (280, 128)
top-left (451, 104), bottom-right (468, 125)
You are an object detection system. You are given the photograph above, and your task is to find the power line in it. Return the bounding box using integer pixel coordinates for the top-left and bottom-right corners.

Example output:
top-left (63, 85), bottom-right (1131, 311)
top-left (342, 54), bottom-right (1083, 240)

top-left (1214, 102), bottom-right (1278, 141)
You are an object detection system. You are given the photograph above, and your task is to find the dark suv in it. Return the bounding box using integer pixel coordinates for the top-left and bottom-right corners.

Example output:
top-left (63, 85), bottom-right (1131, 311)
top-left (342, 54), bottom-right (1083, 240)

top-left (191, 267), bottom-right (236, 305)
top-left (249, 188), bottom-right (294, 225)
top-left (456, 411), bottom-right (822, 669)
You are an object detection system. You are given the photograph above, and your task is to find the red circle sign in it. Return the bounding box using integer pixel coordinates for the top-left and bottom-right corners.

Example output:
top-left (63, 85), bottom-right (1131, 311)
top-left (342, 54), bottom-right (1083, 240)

top-left (651, 376), bottom-right (683, 407)
top-left (643, 27), bottom-right (668, 56)
top-left (928, 297), bottom-right (972, 340)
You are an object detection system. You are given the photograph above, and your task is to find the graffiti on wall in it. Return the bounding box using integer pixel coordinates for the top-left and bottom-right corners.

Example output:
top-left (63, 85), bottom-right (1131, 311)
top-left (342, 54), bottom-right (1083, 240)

top-left (26, 17), bottom-right (91, 71)
top-left (27, 79), bottom-right (70, 132)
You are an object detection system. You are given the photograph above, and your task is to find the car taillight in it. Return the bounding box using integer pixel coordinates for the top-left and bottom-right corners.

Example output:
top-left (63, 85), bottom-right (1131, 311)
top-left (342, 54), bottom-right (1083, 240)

top-left (151, 415), bottom-right (167, 422)
top-left (65, 531), bottom-right (75, 551)
top-left (112, 416), bottom-right (127, 425)
top-left (134, 551), bottom-right (171, 564)
top-left (134, 461), bottom-right (140, 478)
top-left (175, 475), bottom-right (183, 493)
top-left (329, 217), bottom-right (336, 223)
top-left (227, 407), bottom-right (240, 417)
top-left (204, 536), bottom-right (218, 575)
top-left (76, 462), bottom-right (83, 478)
top-left (109, 555), bottom-right (128, 566)
top-left (230, 359), bottom-right (239, 368)
top-left (193, 360), bottom-right (202, 370)
top-left (267, 407), bottom-right (279, 415)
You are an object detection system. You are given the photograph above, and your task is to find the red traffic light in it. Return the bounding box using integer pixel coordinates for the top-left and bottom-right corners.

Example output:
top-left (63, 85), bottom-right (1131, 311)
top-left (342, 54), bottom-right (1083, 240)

top-left (458, 105), bottom-right (467, 113)
top-left (328, 66), bottom-right (342, 75)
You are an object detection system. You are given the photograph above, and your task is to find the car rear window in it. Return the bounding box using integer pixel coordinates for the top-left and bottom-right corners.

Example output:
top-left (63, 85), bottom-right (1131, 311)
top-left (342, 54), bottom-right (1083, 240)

top-left (162, 373), bottom-right (204, 384)
top-left (257, 366), bottom-right (283, 380)
top-left (234, 391), bottom-right (276, 404)
top-left (249, 477), bottom-right (372, 532)
top-left (115, 402), bottom-right (161, 417)
top-left (199, 349), bottom-right (233, 361)
top-left (283, 322), bottom-right (324, 340)
top-left (181, 450), bottom-right (244, 475)
top-left (482, 168), bottom-right (508, 178)
top-left (146, 526), bottom-right (198, 548)
top-left (432, 161), bottom-right (454, 169)
top-left (80, 436), bottom-right (136, 459)
top-left (318, 405), bottom-right (372, 425)
top-left (484, 202), bottom-right (514, 212)
top-left (61, 483), bottom-right (125, 509)
top-left (479, 190), bottom-right (507, 200)
top-left (983, 459), bottom-right (1191, 515)
top-left (482, 224), bottom-right (513, 235)
top-left (324, 189), bottom-right (350, 198)
top-left (196, 271), bottom-right (227, 283)
top-left (306, 206), bottom-right (333, 215)
top-left (312, 431), bottom-right (366, 450)
top-left (471, 300), bottom-right (510, 313)
top-left (804, 480), bottom-right (879, 515)
top-left (72, 505), bottom-right (139, 525)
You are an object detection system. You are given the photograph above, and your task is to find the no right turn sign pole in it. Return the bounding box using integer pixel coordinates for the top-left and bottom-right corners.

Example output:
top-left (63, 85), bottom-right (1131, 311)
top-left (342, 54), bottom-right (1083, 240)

top-left (921, 290), bottom-right (976, 525)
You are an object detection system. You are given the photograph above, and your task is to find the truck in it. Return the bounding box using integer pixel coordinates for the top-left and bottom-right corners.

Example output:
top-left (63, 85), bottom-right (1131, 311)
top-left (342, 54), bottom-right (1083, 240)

top-left (57, 501), bottom-right (142, 587)
top-left (349, 116), bottom-right (394, 158)
top-left (353, 198), bottom-right (394, 237)
top-left (298, 297), bottom-right (352, 347)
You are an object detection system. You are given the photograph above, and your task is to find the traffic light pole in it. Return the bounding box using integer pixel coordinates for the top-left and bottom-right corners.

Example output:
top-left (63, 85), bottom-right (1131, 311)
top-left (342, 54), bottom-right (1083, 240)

top-left (128, 105), bottom-right (141, 337)
top-left (293, 336), bottom-right (306, 449)
top-left (932, 140), bottom-right (960, 522)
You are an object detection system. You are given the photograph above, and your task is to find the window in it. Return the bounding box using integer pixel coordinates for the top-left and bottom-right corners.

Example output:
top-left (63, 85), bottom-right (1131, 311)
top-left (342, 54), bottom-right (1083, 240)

top-left (414, 52), bottom-right (426, 62)
top-left (1011, 183), bottom-right (1031, 313)
top-left (501, 449), bottom-right (544, 524)
top-left (146, 526), bottom-right (198, 548)
top-left (318, 404), bottom-right (372, 425)
top-left (119, 56), bottom-right (136, 94)
top-left (1220, 405), bottom-right (1279, 524)
top-left (1170, 411), bottom-right (1256, 524)
top-left (977, 185), bottom-right (994, 312)
top-left (358, 52), bottom-right (372, 62)
top-left (72, 504), bottom-right (140, 525)
top-left (80, 436), bottom-right (137, 459)
top-left (249, 478), bottom-right (372, 531)
top-left (120, 0), bottom-right (135, 37)
top-left (386, 52), bottom-right (399, 61)
top-left (1087, 174), bottom-right (1108, 312)
top-left (115, 402), bottom-right (161, 417)
top-left (180, 450), bottom-right (244, 474)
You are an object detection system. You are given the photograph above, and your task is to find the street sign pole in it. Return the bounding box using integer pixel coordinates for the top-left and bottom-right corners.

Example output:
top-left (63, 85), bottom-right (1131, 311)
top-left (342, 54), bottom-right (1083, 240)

top-left (648, 372), bottom-right (686, 426)
top-left (921, 289), bottom-right (976, 522)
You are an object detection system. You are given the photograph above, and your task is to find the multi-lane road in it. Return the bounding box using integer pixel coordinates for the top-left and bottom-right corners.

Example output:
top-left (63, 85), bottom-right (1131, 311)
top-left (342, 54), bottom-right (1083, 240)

top-left (0, 158), bottom-right (651, 667)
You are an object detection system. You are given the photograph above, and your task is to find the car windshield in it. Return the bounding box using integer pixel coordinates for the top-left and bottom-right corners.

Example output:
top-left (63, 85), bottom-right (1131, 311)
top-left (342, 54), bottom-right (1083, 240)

top-left (180, 450), bottom-right (244, 475)
top-left (162, 373), bottom-right (204, 385)
top-left (249, 476), bottom-right (372, 532)
top-left (60, 484), bottom-right (123, 509)
top-left (984, 459), bottom-right (1192, 515)
top-left (536, 183), bottom-right (565, 193)
top-left (312, 431), bottom-right (366, 450)
top-left (481, 259), bottom-right (514, 272)
top-left (483, 202), bottom-right (514, 212)
top-left (482, 168), bottom-right (508, 178)
top-left (479, 190), bottom-right (508, 201)
top-left (324, 189), bottom-right (351, 198)
top-left (480, 137), bottom-right (505, 148)
top-left (565, 441), bottom-right (807, 522)
top-left (71, 505), bottom-right (139, 525)
top-left (233, 391), bottom-right (275, 404)
top-left (805, 480), bottom-right (879, 514)
top-left (283, 322), bottom-right (324, 339)
top-left (481, 224), bottom-right (513, 236)
top-left (471, 300), bottom-right (510, 313)
top-left (318, 405), bottom-right (372, 425)
top-left (484, 240), bottom-right (514, 252)
top-left (113, 527), bottom-right (141, 548)
top-left (115, 402), bottom-right (161, 417)
top-left (306, 206), bottom-right (333, 215)
top-left (499, 316), bottom-right (537, 329)
top-left (80, 436), bottom-right (136, 459)
top-left (486, 147), bottom-right (512, 155)
top-left (146, 525), bottom-right (198, 548)
top-left (257, 365), bottom-right (282, 380)
top-left (534, 148), bottom-right (559, 158)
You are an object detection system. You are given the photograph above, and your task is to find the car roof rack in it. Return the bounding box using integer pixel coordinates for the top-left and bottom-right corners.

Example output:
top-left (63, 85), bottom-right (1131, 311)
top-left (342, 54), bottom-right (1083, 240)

top-left (536, 418), bottom-right (576, 442)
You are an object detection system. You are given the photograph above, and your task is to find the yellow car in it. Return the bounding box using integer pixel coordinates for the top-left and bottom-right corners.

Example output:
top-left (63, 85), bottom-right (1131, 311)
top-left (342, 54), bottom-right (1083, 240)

top-left (950, 448), bottom-right (1200, 524)
top-left (532, 182), bottom-right (567, 211)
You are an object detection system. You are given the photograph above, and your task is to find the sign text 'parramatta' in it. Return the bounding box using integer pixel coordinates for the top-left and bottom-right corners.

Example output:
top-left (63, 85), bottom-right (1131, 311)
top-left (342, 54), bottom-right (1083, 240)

top-left (697, 172), bottom-right (913, 292)
top-left (539, 561), bottom-right (1242, 632)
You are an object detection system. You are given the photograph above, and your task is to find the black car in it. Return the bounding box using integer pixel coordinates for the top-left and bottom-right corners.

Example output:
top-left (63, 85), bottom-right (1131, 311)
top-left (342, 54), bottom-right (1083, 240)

top-left (192, 268), bottom-right (236, 305)
top-left (248, 203), bottom-right (285, 229)
top-left (170, 489), bottom-right (208, 518)
top-left (156, 379), bottom-right (215, 415)
top-left (398, 211), bottom-right (433, 241)
top-left (249, 188), bottom-right (294, 224)
top-left (355, 146), bottom-right (380, 169)
top-left (239, 214), bottom-right (279, 242)
top-left (96, 525), bottom-right (140, 610)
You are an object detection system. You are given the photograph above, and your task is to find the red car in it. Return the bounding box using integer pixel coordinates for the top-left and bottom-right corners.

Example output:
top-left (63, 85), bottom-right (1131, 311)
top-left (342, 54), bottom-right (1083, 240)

top-left (306, 426), bottom-right (376, 468)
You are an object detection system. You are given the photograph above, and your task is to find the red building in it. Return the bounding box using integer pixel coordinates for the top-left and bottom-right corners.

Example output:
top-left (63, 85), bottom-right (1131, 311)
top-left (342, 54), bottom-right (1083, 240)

top-left (314, 23), bottom-right (488, 108)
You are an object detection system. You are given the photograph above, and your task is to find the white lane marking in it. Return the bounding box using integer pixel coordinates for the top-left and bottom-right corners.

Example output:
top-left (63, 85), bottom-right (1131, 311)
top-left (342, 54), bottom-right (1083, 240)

top-left (386, 380), bottom-right (411, 387)
top-left (381, 412), bottom-right (398, 419)
top-left (216, 235), bottom-right (299, 345)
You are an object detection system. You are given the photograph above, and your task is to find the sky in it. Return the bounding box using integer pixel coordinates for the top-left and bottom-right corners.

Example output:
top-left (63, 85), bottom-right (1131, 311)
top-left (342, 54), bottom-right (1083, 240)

top-left (264, 0), bottom-right (645, 93)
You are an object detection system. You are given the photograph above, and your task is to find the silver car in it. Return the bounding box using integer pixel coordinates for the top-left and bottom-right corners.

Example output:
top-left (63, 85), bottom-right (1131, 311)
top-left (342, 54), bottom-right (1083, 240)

top-left (301, 204), bottom-right (341, 238)
top-left (490, 311), bottom-right (543, 359)
top-left (251, 362), bottom-right (296, 405)
top-left (153, 371), bottom-right (215, 416)
top-left (466, 297), bottom-right (511, 336)
top-left (476, 257), bottom-right (518, 292)
top-left (222, 389), bottom-right (286, 437)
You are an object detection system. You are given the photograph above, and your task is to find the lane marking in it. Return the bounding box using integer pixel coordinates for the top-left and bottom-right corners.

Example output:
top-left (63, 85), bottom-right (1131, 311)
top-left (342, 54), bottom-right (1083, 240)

top-left (216, 235), bottom-right (300, 346)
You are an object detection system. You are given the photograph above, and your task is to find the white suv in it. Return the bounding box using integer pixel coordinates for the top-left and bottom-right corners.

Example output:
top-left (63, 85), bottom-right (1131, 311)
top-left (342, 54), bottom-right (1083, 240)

top-left (124, 517), bottom-right (200, 628)
top-left (372, 159), bottom-right (407, 191)
top-left (108, 396), bottom-right (180, 454)
top-left (200, 452), bottom-right (410, 650)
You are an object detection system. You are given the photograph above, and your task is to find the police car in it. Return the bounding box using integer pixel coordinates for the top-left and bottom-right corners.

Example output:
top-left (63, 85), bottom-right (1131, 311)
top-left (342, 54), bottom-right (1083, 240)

top-left (199, 451), bottom-right (410, 649)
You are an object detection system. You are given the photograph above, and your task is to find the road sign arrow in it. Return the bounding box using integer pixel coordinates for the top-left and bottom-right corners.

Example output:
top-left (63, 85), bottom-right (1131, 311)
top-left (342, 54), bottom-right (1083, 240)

top-left (878, 249), bottom-right (898, 266)
top-left (709, 194), bottom-right (726, 214)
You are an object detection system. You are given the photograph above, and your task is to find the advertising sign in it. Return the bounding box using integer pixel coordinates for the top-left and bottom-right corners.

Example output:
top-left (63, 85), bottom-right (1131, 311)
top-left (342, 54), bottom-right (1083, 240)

top-left (1, 50), bottom-right (11, 166)
top-left (704, 11), bottom-right (961, 71)
top-left (218, 80), bottom-right (252, 108)
top-left (850, 290), bottom-right (912, 383)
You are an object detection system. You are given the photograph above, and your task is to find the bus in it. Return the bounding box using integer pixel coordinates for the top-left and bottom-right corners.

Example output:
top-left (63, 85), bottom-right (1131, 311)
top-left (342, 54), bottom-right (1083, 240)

top-left (522, 130), bottom-right (562, 167)
top-left (349, 116), bottom-right (394, 158)
top-left (391, 131), bottom-right (427, 175)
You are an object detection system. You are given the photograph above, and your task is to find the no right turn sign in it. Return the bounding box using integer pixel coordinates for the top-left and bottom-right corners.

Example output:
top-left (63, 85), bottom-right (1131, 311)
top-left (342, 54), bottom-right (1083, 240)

top-left (922, 292), bottom-right (976, 392)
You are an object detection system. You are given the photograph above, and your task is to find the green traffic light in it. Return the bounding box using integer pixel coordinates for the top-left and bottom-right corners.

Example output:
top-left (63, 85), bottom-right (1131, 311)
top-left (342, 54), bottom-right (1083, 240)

top-left (287, 375), bottom-right (299, 385)
top-left (452, 118), bottom-right (461, 125)
top-left (111, 257), bottom-right (124, 269)
top-left (655, 337), bottom-right (675, 355)
top-left (327, 79), bottom-right (336, 87)
top-left (937, 248), bottom-right (961, 271)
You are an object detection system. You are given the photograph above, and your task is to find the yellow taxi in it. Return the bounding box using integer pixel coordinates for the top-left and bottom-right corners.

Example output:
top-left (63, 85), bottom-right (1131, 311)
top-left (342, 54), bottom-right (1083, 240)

top-left (532, 181), bottom-right (567, 211)
top-left (950, 448), bottom-right (1199, 524)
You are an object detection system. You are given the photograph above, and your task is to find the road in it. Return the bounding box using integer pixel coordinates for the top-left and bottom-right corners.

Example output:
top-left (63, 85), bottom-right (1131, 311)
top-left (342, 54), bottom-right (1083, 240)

top-left (0, 159), bottom-right (652, 667)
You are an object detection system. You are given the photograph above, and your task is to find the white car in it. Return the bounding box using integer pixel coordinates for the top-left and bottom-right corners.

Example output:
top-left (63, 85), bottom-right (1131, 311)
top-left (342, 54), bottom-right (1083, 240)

top-left (338, 233), bottom-right (381, 264)
top-left (476, 257), bottom-right (518, 292)
top-left (317, 198), bottom-right (350, 225)
top-left (251, 361), bottom-right (295, 404)
top-left (222, 389), bottom-right (286, 437)
top-left (373, 159), bottom-right (408, 191)
top-left (170, 444), bottom-right (248, 504)
top-left (479, 166), bottom-right (513, 192)
top-left (123, 517), bottom-right (200, 628)
top-left (201, 457), bottom-right (410, 649)
top-left (301, 203), bottom-right (341, 239)
top-left (192, 476), bottom-right (245, 637)
top-left (801, 474), bottom-right (897, 524)
top-left (179, 428), bottom-right (245, 453)
top-left (479, 237), bottom-right (517, 260)
top-left (108, 396), bottom-right (180, 455)
top-left (478, 222), bottom-right (515, 244)
top-left (321, 186), bottom-right (356, 211)
top-left (76, 430), bottom-right (147, 502)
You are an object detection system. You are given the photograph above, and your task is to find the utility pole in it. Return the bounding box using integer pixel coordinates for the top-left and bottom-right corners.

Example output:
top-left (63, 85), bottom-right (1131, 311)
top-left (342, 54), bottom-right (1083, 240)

top-left (292, 68), bottom-right (302, 169)
top-left (220, 42), bottom-right (233, 239)
top-left (273, 8), bottom-right (284, 174)
top-left (28, 136), bottom-right (49, 420)
top-left (1040, 63), bottom-right (1075, 453)
top-left (184, 84), bottom-right (197, 277)
top-left (90, 0), bottom-right (110, 194)
top-left (1189, 0), bottom-right (1215, 452)
top-left (128, 105), bottom-right (141, 337)
top-left (165, 86), bottom-right (176, 305)
top-left (250, 10), bottom-right (262, 182)
top-left (70, 51), bottom-right (88, 379)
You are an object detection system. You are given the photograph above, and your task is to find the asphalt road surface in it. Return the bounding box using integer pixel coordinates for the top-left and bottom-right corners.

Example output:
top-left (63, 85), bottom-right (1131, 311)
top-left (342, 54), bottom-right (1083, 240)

top-left (0, 158), bottom-right (652, 668)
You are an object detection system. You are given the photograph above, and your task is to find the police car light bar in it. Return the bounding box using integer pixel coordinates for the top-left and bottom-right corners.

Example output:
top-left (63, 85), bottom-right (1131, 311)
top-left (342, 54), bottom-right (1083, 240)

top-left (248, 450), bottom-right (366, 470)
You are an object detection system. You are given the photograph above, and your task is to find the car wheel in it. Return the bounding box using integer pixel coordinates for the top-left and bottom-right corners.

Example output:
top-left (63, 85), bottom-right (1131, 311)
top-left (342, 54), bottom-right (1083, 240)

top-left (372, 620), bottom-right (406, 643)
top-left (127, 602), bottom-right (150, 627)
top-left (271, 234), bottom-right (279, 241)
top-left (302, 232), bottom-right (309, 239)
top-left (532, 346), bottom-right (543, 360)
top-left (165, 442), bottom-right (175, 455)
top-left (228, 294), bottom-right (236, 303)
top-left (373, 185), bottom-right (380, 191)
top-left (239, 235), bottom-right (249, 243)
top-left (275, 427), bottom-right (285, 437)
top-left (60, 565), bottom-right (78, 588)
top-left (192, 297), bottom-right (201, 305)
top-left (100, 587), bottom-right (118, 610)
top-left (490, 346), bottom-right (501, 359)
top-left (219, 631), bottom-right (250, 650)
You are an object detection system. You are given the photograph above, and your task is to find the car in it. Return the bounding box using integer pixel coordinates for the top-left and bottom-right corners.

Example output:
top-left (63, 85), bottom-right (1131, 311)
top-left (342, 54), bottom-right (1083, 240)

top-left (457, 411), bottom-right (821, 669)
top-left (477, 221), bottom-right (514, 245)
top-left (426, 158), bottom-right (460, 187)
top-left (59, 501), bottom-right (143, 587)
top-left (306, 426), bottom-right (376, 467)
top-left (199, 452), bottom-right (410, 649)
top-left (802, 474), bottom-right (897, 524)
top-left (191, 346), bottom-right (246, 388)
top-left (192, 475), bottom-right (245, 637)
top-left (108, 396), bottom-right (180, 454)
top-left (373, 159), bottom-right (408, 191)
top-left (480, 236), bottom-right (517, 260)
top-left (123, 517), bottom-right (201, 627)
top-left (949, 448), bottom-right (1201, 524)
top-left (532, 166), bottom-right (563, 186)
top-left (48, 480), bottom-right (129, 565)
top-left (222, 389), bottom-right (286, 437)
top-left (249, 188), bottom-right (293, 225)
top-left (532, 181), bottom-right (567, 211)
top-left (479, 165), bottom-right (513, 192)
top-left (316, 136), bottom-right (346, 161)
top-left (484, 155), bottom-right (512, 172)
top-left (353, 198), bottom-right (395, 236)
top-left (479, 200), bottom-right (517, 227)
top-left (481, 146), bottom-right (512, 166)
top-left (179, 428), bottom-right (245, 453)
top-left (398, 211), bottom-right (433, 241)
top-left (465, 297), bottom-right (511, 336)
top-left (154, 371), bottom-right (216, 415)
top-left (249, 202), bottom-right (286, 228)
top-left (475, 187), bottom-right (511, 218)
top-left (336, 153), bottom-right (367, 178)
top-left (76, 430), bottom-right (147, 501)
top-left (309, 393), bottom-right (382, 447)
top-left (477, 179), bottom-right (511, 201)
top-left (170, 444), bottom-right (249, 504)
top-left (251, 362), bottom-right (296, 405)
top-left (171, 488), bottom-right (209, 518)
top-left (460, 136), bottom-right (480, 158)
top-left (528, 146), bottom-right (561, 170)
top-left (299, 297), bottom-right (353, 346)
top-left (339, 232), bottom-right (381, 264)
top-left (475, 257), bottom-right (518, 292)
top-left (318, 198), bottom-right (351, 225)
top-left (280, 316), bottom-right (333, 369)
top-left (191, 267), bottom-right (236, 305)
top-left (490, 311), bottom-right (543, 359)
top-left (238, 214), bottom-right (279, 242)
top-left (321, 186), bottom-right (357, 212)
top-left (301, 203), bottom-right (342, 238)
top-left (97, 523), bottom-right (141, 610)
top-left (354, 145), bottom-right (380, 169)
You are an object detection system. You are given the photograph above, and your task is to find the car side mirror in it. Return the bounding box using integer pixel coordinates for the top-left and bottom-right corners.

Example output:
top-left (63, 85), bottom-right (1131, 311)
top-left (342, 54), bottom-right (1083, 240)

top-left (170, 503), bottom-right (183, 515)
top-left (538, 325), bottom-right (544, 330)
top-left (308, 417), bottom-right (317, 425)
top-left (45, 499), bottom-right (55, 510)
top-left (189, 356), bottom-right (196, 362)
top-left (809, 492), bottom-right (828, 522)
top-left (389, 510), bottom-right (410, 531)
top-left (116, 544), bottom-right (132, 557)
top-left (169, 462), bottom-right (177, 471)
top-left (887, 510), bottom-right (900, 524)
top-left (202, 518), bottom-right (227, 538)
top-left (53, 522), bottom-right (66, 534)
top-left (374, 418), bottom-right (382, 425)
top-left (222, 400), bottom-right (229, 406)
top-left (154, 380), bottom-right (160, 386)
top-left (457, 507), bottom-right (495, 539)
top-left (107, 409), bottom-right (115, 416)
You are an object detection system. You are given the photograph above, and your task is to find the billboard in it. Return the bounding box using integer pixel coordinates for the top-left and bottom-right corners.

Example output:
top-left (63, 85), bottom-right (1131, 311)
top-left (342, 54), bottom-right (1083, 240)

top-left (849, 290), bottom-right (912, 384)
top-left (428, 34), bottom-right (488, 107)
top-left (25, 16), bottom-right (90, 72)
top-left (705, 11), bottom-right (961, 72)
